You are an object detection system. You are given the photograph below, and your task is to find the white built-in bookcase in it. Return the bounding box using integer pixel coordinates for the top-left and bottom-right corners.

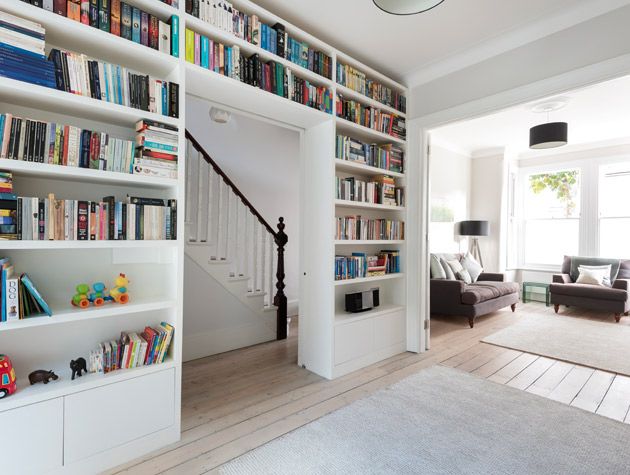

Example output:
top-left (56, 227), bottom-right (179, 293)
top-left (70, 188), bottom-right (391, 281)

top-left (0, 0), bottom-right (415, 472)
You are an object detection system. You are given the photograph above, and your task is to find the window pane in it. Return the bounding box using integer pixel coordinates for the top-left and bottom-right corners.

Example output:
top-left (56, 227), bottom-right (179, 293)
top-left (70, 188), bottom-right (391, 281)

top-left (600, 218), bottom-right (630, 258)
top-left (524, 219), bottom-right (579, 265)
top-left (600, 164), bottom-right (630, 218)
top-left (526, 170), bottom-right (580, 219)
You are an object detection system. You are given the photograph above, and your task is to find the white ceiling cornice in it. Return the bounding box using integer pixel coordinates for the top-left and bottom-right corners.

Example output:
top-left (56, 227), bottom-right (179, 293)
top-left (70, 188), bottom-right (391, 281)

top-left (405, 0), bottom-right (630, 88)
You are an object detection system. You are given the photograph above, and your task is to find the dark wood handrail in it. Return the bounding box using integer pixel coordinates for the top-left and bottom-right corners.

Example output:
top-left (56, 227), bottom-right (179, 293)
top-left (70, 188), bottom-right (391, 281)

top-left (186, 130), bottom-right (289, 340)
top-left (186, 130), bottom-right (277, 238)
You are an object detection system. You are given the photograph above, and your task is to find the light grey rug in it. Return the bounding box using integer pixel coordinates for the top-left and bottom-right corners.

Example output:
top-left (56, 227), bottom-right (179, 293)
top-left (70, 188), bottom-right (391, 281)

top-left (483, 314), bottom-right (630, 376)
top-left (220, 366), bottom-right (630, 475)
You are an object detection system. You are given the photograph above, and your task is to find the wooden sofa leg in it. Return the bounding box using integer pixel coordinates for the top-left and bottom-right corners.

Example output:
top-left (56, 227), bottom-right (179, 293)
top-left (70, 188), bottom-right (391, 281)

top-left (625, 312), bottom-right (629, 317)
top-left (615, 313), bottom-right (622, 323)
top-left (554, 304), bottom-right (560, 314)
top-left (511, 303), bottom-right (517, 313)
top-left (468, 317), bottom-right (474, 329)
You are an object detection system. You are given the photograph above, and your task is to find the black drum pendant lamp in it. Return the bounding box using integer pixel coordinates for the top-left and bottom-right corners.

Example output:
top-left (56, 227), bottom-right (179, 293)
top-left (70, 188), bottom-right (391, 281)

top-left (373, 0), bottom-right (445, 15)
top-left (529, 99), bottom-right (569, 149)
top-left (529, 122), bottom-right (568, 149)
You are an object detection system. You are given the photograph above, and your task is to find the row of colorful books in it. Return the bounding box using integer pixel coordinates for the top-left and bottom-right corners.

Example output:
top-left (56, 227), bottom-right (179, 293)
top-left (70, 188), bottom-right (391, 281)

top-left (335, 216), bottom-right (405, 241)
top-left (135, 119), bottom-right (178, 179)
top-left (186, 1), bottom-right (333, 79)
top-left (335, 251), bottom-right (401, 281)
top-left (19, 1), bottom-right (179, 57)
top-left (185, 32), bottom-right (332, 113)
top-left (48, 49), bottom-right (179, 118)
top-left (336, 95), bottom-right (406, 140)
top-left (336, 63), bottom-right (406, 114)
top-left (10, 195), bottom-right (177, 241)
top-left (335, 135), bottom-right (404, 174)
top-left (88, 322), bottom-right (174, 373)
top-left (0, 11), bottom-right (57, 88)
top-left (336, 175), bottom-right (404, 207)
top-left (0, 256), bottom-right (52, 322)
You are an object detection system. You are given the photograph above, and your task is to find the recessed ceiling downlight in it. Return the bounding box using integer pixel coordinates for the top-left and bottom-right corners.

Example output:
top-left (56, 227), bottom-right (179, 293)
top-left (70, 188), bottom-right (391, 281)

top-left (373, 0), bottom-right (445, 15)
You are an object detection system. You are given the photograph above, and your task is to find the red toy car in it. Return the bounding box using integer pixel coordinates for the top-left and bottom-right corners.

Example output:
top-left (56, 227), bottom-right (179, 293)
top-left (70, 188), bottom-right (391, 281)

top-left (0, 354), bottom-right (16, 399)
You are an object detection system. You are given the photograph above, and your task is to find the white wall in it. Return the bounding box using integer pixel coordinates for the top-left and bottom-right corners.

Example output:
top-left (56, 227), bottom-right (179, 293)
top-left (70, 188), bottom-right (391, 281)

top-left (186, 96), bottom-right (301, 305)
top-left (410, 4), bottom-right (630, 118)
top-left (429, 142), bottom-right (471, 254)
top-left (470, 154), bottom-right (505, 273)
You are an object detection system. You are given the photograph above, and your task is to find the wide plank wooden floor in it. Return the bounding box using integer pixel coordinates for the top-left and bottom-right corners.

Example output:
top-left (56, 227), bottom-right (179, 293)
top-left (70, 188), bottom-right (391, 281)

top-left (109, 302), bottom-right (630, 474)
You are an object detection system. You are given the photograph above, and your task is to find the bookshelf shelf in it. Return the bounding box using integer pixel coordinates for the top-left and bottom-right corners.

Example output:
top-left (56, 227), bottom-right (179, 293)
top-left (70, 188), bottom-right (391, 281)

top-left (0, 159), bottom-right (178, 189)
top-left (0, 299), bottom-right (176, 333)
top-left (0, 77), bottom-right (180, 129)
top-left (185, 13), bottom-right (333, 88)
top-left (0, 240), bottom-right (178, 250)
top-left (334, 240), bottom-right (405, 245)
top-left (186, 63), bottom-right (331, 129)
top-left (1, 0), bottom-right (180, 79)
top-left (334, 159), bottom-right (405, 178)
top-left (334, 273), bottom-right (404, 286)
top-left (0, 358), bottom-right (176, 414)
top-left (335, 84), bottom-right (406, 117)
top-left (334, 304), bottom-right (405, 326)
top-left (334, 199), bottom-right (405, 211)
top-left (335, 117), bottom-right (406, 145)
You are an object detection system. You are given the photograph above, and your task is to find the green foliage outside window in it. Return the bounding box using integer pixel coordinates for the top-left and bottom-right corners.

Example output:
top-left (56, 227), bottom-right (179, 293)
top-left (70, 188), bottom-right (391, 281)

top-left (529, 170), bottom-right (579, 217)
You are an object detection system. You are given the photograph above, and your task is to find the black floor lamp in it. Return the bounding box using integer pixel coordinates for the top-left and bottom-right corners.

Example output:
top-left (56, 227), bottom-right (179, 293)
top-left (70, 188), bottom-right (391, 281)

top-left (458, 221), bottom-right (489, 267)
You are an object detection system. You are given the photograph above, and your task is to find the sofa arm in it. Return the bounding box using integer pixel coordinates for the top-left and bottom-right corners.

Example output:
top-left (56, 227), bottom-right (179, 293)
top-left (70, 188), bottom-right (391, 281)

top-left (477, 273), bottom-right (504, 282)
top-left (430, 279), bottom-right (465, 302)
top-left (613, 279), bottom-right (630, 291)
top-left (553, 274), bottom-right (572, 284)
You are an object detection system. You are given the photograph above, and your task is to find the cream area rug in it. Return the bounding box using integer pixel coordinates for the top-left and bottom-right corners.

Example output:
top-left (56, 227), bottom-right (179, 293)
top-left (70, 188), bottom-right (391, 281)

top-left (483, 314), bottom-right (630, 376)
top-left (220, 366), bottom-right (630, 475)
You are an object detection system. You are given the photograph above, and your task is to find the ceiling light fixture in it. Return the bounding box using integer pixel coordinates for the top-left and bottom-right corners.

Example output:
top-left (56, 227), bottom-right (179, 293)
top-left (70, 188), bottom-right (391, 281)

top-left (373, 0), bottom-right (445, 15)
top-left (529, 99), bottom-right (569, 150)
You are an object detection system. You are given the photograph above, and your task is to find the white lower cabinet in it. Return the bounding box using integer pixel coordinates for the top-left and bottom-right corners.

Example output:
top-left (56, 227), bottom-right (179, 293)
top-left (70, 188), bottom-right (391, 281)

top-left (0, 398), bottom-right (64, 475)
top-left (63, 369), bottom-right (175, 464)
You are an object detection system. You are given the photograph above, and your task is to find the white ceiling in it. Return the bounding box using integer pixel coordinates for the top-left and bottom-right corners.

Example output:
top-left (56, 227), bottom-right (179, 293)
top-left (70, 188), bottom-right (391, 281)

top-left (430, 74), bottom-right (630, 156)
top-left (252, 0), bottom-right (620, 83)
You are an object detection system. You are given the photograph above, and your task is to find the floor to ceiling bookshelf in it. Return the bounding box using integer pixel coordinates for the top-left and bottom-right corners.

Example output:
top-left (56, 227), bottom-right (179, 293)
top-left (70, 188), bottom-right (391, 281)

top-left (0, 0), bottom-right (415, 472)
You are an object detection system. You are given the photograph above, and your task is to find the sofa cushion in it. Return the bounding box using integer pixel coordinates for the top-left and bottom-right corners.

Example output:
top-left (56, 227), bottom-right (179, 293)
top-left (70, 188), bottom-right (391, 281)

top-left (461, 252), bottom-right (484, 282)
top-left (440, 257), bottom-right (456, 280)
top-left (550, 283), bottom-right (628, 302)
top-left (576, 266), bottom-right (611, 286)
top-left (568, 256), bottom-right (620, 283)
top-left (462, 281), bottom-right (520, 305)
top-left (446, 259), bottom-right (472, 284)
top-left (430, 254), bottom-right (447, 279)
top-left (619, 260), bottom-right (630, 279)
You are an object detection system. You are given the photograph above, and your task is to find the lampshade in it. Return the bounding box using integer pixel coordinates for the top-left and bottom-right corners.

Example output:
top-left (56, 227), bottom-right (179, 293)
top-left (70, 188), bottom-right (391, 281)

top-left (529, 122), bottom-right (568, 149)
top-left (373, 0), bottom-right (445, 15)
top-left (458, 221), bottom-right (489, 237)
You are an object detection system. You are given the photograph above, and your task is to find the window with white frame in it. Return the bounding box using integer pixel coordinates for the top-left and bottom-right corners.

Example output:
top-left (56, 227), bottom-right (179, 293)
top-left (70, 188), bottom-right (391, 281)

top-left (599, 162), bottom-right (630, 258)
top-left (520, 168), bottom-right (581, 266)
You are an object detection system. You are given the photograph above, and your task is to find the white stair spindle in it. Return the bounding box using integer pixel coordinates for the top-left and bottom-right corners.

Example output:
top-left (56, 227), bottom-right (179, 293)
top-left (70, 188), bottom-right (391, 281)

top-left (209, 171), bottom-right (220, 259)
top-left (197, 152), bottom-right (210, 243)
top-left (267, 234), bottom-right (274, 307)
top-left (216, 179), bottom-right (225, 259)
top-left (246, 213), bottom-right (254, 292)
top-left (260, 230), bottom-right (267, 299)
top-left (206, 163), bottom-right (215, 247)
top-left (237, 201), bottom-right (246, 276)
top-left (185, 142), bottom-right (199, 242)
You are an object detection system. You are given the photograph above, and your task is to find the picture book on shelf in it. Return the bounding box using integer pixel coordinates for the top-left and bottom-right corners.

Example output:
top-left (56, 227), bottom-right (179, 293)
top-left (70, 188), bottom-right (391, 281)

top-left (0, 257), bottom-right (52, 322)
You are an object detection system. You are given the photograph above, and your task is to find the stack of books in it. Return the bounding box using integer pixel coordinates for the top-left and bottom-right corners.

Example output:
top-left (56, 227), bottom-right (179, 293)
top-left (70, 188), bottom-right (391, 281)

top-left (335, 253), bottom-right (366, 281)
top-left (335, 135), bottom-right (404, 173)
top-left (336, 63), bottom-right (406, 113)
top-left (0, 257), bottom-right (52, 322)
top-left (0, 11), bottom-right (56, 88)
top-left (336, 95), bottom-right (406, 140)
top-left (185, 32), bottom-right (332, 113)
top-left (335, 216), bottom-right (404, 241)
top-left (88, 322), bottom-right (174, 373)
top-left (0, 113), bottom-right (135, 172)
top-left (381, 250), bottom-right (401, 274)
top-left (48, 49), bottom-right (179, 118)
top-left (18, 1), bottom-right (179, 57)
top-left (186, 1), bottom-right (332, 79)
top-left (16, 195), bottom-right (177, 241)
top-left (336, 175), bottom-right (404, 207)
top-left (134, 119), bottom-right (178, 179)
top-left (0, 173), bottom-right (17, 240)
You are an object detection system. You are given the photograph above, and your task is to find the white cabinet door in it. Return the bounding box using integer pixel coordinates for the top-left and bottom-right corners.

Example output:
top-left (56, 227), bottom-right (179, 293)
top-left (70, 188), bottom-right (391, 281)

top-left (374, 310), bottom-right (406, 350)
top-left (335, 318), bottom-right (374, 365)
top-left (0, 398), bottom-right (63, 475)
top-left (63, 368), bottom-right (175, 464)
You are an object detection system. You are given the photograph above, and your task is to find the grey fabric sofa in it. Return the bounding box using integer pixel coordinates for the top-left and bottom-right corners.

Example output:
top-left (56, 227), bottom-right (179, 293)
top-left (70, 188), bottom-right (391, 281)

top-left (551, 256), bottom-right (630, 322)
top-left (430, 253), bottom-right (520, 328)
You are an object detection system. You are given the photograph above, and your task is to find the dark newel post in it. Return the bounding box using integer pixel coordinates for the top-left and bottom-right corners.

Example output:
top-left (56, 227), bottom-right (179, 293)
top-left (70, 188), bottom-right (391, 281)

top-left (274, 217), bottom-right (288, 340)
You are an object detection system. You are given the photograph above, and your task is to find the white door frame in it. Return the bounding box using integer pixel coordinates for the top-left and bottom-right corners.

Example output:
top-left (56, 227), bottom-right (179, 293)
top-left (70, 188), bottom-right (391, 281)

top-left (410, 53), bottom-right (630, 350)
